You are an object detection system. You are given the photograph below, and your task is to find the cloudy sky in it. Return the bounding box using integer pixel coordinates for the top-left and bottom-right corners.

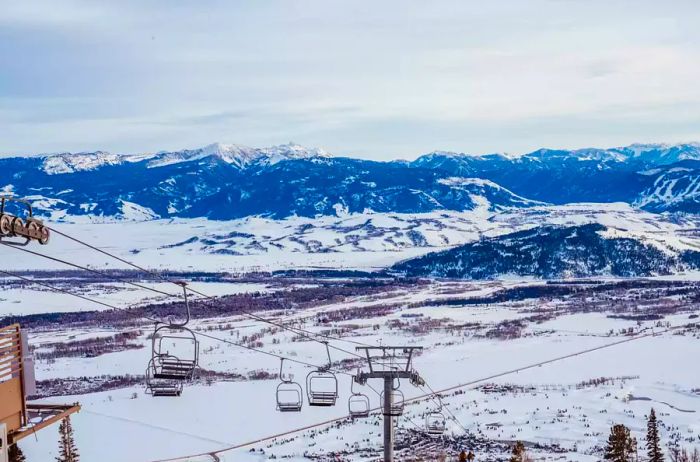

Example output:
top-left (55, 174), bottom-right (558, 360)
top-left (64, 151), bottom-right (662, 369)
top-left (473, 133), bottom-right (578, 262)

top-left (2, 0), bottom-right (700, 160)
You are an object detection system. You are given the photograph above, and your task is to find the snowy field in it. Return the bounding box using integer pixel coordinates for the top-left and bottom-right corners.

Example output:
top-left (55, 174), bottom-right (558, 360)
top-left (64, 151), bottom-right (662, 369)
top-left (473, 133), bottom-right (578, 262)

top-left (3, 205), bottom-right (700, 460)
top-left (5, 203), bottom-right (700, 274)
top-left (9, 278), bottom-right (700, 462)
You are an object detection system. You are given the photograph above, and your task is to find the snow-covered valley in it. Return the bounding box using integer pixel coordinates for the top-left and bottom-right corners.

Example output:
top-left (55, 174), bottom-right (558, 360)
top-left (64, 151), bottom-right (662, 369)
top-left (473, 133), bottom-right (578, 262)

top-left (6, 274), bottom-right (700, 462)
top-left (7, 203), bottom-right (700, 275)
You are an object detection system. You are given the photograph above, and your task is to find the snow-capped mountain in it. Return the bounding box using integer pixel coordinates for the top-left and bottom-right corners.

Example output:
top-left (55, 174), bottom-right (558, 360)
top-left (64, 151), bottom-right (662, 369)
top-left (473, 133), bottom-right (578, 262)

top-left (41, 151), bottom-right (127, 174)
top-left (38, 142), bottom-right (328, 174)
top-left (411, 143), bottom-right (700, 206)
top-left (634, 161), bottom-right (700, 213)
top-left (414, 143), bottom-right (700, 167)
top-left (0, 143), bottom-right (536, 220)
top-left (4, 141), bottom-right (700, 221)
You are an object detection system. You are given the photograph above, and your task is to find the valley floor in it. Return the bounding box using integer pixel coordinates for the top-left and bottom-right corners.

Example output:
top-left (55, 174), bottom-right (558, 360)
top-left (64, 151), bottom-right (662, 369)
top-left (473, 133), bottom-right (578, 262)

top-left (7, 276), bottom-right (700, 462)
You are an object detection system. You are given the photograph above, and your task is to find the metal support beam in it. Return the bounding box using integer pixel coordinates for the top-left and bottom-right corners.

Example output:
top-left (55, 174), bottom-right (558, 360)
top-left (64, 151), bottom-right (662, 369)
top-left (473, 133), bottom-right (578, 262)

top-left (383, 377), bottom-right (394, 462)
top-left (355, 345), bottom-right (424, 462)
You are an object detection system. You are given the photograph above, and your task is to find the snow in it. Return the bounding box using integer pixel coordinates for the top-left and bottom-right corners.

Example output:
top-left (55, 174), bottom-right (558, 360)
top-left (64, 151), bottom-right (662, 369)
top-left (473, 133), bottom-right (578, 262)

top-left (16, 283), bottom-right (700, 461)
top-left (41, 151), bottom-right (124, 174)
top-left (0, 281), bottom-right (272, 315)
top-left (1, 203), bottom-right (697, 279)
top-left (146, 142), bottom-right (328, 169)
top-left (34, 142), bottom-right (331, 175)
top-left (120, 200), bottom-right (159, 221)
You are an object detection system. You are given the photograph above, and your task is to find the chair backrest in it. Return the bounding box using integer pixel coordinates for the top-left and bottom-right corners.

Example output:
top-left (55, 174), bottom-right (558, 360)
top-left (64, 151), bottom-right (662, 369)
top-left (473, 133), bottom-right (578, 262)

top-left (349, 394), bottom-right (370, 417)
top-left (307, 371), bottom-right (338, 404)
top-left (277, 382), bottom-right (303, 411)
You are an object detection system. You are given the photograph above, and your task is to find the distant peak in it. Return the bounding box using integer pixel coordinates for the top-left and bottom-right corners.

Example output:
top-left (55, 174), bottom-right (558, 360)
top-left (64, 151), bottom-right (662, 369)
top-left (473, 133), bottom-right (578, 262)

top-left (41, 151), bottom-right (123, 175)
top-left (144, 142), bottom-right (330, 169)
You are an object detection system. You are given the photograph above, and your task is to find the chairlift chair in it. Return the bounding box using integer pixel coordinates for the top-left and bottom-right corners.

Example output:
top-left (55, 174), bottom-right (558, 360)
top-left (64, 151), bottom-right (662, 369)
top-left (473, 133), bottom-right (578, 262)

top-left (150, 326), bottom-right (199, 380)
top-left (379, 378), bottom-right (405, 416)
top-left (145, 357), bottom-right (184, 397)
top-left (276, 358), bottom-right (303, 412)
top-left (379, 389), bottom-right (405, 416)
top-left (348, 376), bottom-right (371, 418)
top-left (306, 342), bottom-right (338, 407)
top-left (145, 283), bottom-right (199, 397)
top-left (0, 196), bottom-right (50, 246)
top-left (425, 402), bottom-right (447, 436)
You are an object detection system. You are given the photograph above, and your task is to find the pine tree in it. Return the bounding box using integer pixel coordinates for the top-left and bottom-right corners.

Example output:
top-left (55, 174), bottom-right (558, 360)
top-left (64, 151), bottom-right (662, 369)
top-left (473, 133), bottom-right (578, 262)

top-left (8, 444), bottom-right (27, 462)
top-left (647, 408), bottom-right (664, 462)
top-left (510, 441), bottom-right (526, 462)
top-left (604, 424), bottom-right (637, 462)
top-left (56, 417), bottom-right (80, 462)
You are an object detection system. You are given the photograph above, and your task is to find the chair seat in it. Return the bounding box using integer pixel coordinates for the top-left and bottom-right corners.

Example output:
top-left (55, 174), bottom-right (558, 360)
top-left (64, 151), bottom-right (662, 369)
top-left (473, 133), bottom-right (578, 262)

top-left (309, 400), bottom-right (336, 407)
top-left (154, 372), bottom-right (190, 380)
top-left (278, 404), bottom-right (302, 412)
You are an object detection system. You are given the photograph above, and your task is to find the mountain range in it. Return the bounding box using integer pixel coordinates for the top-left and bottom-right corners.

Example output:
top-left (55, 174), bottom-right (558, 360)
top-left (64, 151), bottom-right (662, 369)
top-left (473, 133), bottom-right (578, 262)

top-left (3, 142), bottom-right (700, 221)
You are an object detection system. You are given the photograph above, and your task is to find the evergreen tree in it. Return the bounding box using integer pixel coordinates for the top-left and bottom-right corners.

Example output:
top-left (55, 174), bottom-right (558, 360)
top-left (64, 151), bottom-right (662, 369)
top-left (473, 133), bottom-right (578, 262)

top-left (56, 417), bottom-right (80, 462)
top-left (604, 424), bottom-right (637, 462)
top-left (8, 444), bottom-right (27, 462)
top-left (647, 408), bottom-right (664, 462)
top-left (510, 441), bottom-right (526, 462)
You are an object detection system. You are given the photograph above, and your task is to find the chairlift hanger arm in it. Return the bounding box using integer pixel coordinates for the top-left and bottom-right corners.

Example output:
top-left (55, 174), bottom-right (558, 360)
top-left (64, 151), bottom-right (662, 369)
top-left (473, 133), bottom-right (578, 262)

top-left (167, 282), bottom-right (191, 327)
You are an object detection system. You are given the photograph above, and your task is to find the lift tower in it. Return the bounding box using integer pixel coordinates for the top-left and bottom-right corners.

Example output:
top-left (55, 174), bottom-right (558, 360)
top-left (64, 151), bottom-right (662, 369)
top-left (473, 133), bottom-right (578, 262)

top-left (355, 346), bottom-right (424, 462)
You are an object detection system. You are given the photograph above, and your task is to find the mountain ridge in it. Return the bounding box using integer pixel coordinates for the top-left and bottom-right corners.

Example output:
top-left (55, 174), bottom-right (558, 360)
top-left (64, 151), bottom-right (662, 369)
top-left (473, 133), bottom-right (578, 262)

top-left (392, 223), bottom-right (700, 279)
top-left (4, 141), bottom-right (700, 220)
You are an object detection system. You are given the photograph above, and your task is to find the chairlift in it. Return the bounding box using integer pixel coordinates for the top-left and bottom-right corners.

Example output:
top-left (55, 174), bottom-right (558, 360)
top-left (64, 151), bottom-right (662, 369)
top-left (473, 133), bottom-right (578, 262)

top-left (348, 376), bottom-right (370, 418)
top-left (149, 326), bottom-right (199, 380)
top-left (145, 357), bottom-right (184, 397)
top-left (276, 358), bottom-right (303, 412)
top-left (379, 378), bottom-right (405, 416)
top-left (306, 342), bottom-right (338, 407)
top-left (0, 196), bottom-right (50, 246)
top-left (425, 402), bottom-right (447, 436)
top-left (145, 283), bottom-right (199, 397)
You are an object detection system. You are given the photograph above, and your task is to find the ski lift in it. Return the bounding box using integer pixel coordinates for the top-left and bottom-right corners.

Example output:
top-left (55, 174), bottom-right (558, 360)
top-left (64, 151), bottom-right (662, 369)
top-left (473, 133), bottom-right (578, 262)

top-left (146, 283), bottom-right (199, 397)
top-left (348, 375), bottom-right (370, 418)
top-left (306, 342), bottom-right (338, 407)
top-left (145, 357), bottom-right (185, 397)
top-left (0, 196), bottom-right (50, 246)
top-left (379, 378), bottom-right (405, 416)
top-left (149, 326), bottom-right (199, 380)
top-left (425, 404), bottom-right (447, 437)
top-left (276, 358), bottom-right (303, 412)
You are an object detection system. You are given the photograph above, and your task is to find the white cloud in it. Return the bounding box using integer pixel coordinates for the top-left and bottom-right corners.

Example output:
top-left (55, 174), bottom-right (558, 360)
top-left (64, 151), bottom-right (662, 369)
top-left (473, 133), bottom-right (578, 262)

top-left (1, 0), bottom-right (699, 159)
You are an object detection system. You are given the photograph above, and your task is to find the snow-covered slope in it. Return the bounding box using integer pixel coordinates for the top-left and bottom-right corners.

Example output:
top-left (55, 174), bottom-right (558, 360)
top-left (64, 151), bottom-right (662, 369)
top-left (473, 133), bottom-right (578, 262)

top-left (392, 222), bottom-right (700, 279)
top-left (41, 151), bottom-right (126, 174)
top-left (9, 203), bottom-right (700, 277)
top-left (634, 163), bottom-right (700, 212)
top-left (411, 143), bottom-right (700, 208)
top-left (144, 142), bottom-right (328, 169)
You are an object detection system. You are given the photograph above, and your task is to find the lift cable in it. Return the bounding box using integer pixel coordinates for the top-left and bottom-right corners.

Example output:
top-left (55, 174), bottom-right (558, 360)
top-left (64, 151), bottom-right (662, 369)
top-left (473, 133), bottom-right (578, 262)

top-left (420, 382), bottom-right (469, 434)
top-left (31, 225), bottom-right (614, 353)
top-left (0, 267), bottom-right (373, 381)
top-left (9, 228), bottom-right (390, 365)
top-left (150, 322), bottom-right (690, 461)
top-left (6, 227), bottom-right (689, 454)
top-left (0, 241), bottom-right (179, 298)
top-left (44, 224), bottom-right (373, 346)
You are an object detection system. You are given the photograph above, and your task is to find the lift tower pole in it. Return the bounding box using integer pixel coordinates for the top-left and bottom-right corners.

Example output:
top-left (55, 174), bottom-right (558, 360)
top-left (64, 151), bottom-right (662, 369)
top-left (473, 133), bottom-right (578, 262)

top-left (382, 374), bottom-right (395, 461)
top-left (355, 346), bottom-right (424, 462)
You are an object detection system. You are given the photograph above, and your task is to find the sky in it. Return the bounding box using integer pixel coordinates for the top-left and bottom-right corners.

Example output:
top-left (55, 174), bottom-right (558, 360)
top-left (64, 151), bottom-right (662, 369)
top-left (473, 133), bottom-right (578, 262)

top-left (1, 0), bottom-right (700, 160)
